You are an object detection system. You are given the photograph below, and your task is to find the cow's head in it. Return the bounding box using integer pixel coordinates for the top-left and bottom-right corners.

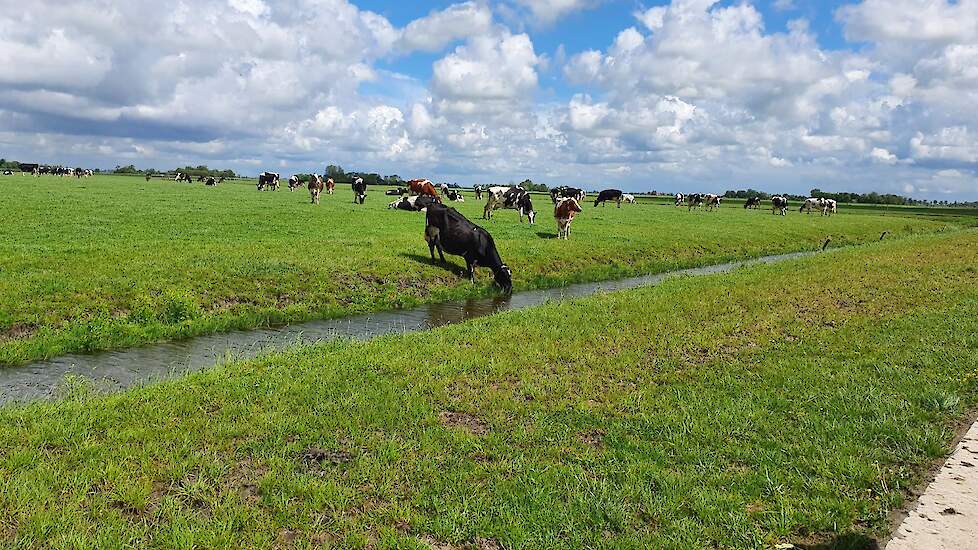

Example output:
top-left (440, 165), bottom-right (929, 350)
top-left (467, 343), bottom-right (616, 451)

top-left (494, 264), bottom-right (513, 293)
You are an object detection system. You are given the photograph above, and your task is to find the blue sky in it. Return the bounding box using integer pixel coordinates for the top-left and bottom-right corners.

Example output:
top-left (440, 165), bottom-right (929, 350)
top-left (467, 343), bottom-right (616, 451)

top-left (1, 0), bottom-right (977, 199)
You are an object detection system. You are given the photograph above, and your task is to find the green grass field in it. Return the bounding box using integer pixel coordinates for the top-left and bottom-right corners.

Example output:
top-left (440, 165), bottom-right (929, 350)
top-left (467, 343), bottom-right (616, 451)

top-left (0, 175), bottom-right (968, 365)
top-left (2, 231), bottom-right (976, 548)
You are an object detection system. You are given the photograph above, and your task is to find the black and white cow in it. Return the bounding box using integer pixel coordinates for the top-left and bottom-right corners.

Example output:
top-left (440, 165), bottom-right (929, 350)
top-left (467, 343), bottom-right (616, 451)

top-left (389, 194), bottom-right (438, 212)
top-left (205, 177), bottom-right (217, 186)
top-left (352, 176), bottom-right (367, 204)
top-left (445, 189), bottom-right (464, 202)
top-left (257, 172), bottom-right (280, 191)
top-left (821, 198), bottom-right (837, 216)
top-left (593, 189), bottom-right (623, 207)
top-left (771, 196), bottom-right (788, 216)
top-left (687, 193), bottom-right (704, 210)
top-left (675, 193), bottom-right (685, 207)
top-left (484, 186), bottom-right (536, 223)
top-left (800, 197), bottom-right (823, 214)
top-left (550, 186), bottom-right (586, 204)
top-left (425, 203), bottom-right (512, 292)
top-left (744, 197), bottom-right (761, 209)
top-left (288, 175), bottom-right (302, 191)
top-left (175, 172), bottom-right (193, 183)
top-left (473, 185), bottom-right (484, 201)
top-left (384, 188), bottom-right (405, 196)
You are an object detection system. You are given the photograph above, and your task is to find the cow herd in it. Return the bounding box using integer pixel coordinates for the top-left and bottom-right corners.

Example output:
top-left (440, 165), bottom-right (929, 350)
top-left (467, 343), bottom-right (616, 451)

top-left (675, 193), bottom-right (837, 216)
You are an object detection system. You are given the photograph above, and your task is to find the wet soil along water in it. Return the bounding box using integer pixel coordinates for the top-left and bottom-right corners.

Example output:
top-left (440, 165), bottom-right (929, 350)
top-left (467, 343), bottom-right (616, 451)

top-left (0, 251), bottom-right (812, 405)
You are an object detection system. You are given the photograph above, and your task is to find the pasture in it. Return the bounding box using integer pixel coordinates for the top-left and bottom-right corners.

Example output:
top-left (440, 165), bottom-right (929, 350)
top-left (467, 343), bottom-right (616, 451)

top-left (1, 231), bottom-right (976, 548)
top-left (0, 175), bottom-right (967, 365)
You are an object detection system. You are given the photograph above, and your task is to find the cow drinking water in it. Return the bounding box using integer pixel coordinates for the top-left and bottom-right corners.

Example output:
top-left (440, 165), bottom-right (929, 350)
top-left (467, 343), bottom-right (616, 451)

top-left (424, 204), bottom-right (512, 292)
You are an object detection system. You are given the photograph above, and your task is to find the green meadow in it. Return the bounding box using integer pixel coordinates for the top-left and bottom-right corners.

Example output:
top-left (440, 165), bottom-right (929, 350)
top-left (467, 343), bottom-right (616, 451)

top-left (1, 230), bottom-right (976, 548)
top-left (0, 175), bottom-right (967, 365)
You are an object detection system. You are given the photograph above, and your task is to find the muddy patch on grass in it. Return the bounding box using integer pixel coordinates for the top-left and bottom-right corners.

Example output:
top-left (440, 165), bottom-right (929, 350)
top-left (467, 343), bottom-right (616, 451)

top-left (228, 458), bottom-right (267, 504)
top-left (420, 535), bottom-right (501, 550)
top-left (0, 322), bottom-right (37, 343)
top-left (578, 429), bottom-right (606, 448)
top-left (301, 446), bottom-right (353, 471)
top-left (439, 411), bottom-right (488, 435)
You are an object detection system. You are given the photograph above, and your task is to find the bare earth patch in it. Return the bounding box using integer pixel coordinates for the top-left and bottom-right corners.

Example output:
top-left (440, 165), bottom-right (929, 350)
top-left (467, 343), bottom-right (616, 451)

top-left (301, 446), bottom-right (353, 467)
top-left (439, 411), bottom-right (488, 435)
top-left (0, 322), bottom-right (37, 343)
top-left (578, 429), bottom-right (606, 448)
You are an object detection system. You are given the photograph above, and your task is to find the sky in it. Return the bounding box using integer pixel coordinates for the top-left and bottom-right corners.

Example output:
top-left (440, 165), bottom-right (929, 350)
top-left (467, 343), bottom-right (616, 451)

top-left (1, 0), bottom-right (977, 199)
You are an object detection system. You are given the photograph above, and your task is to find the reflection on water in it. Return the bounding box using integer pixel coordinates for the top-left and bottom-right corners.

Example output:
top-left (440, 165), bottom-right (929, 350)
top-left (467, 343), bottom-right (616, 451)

top-left (0, 251), bottom-right (812, 405)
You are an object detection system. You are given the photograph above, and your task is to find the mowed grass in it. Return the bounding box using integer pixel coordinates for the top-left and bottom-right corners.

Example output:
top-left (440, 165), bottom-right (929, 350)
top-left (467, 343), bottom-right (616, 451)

top-left (1, 231), bottom-right (976, 548)
top-left (0, 175), bottom-right (966, 364)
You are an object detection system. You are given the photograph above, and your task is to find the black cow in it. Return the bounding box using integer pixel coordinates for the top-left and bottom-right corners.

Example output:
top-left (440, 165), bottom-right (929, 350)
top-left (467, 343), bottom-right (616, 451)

top-left (593, 189), bottom-right (623, 207)
top-left (425, 204), bottom-right (512, 292)
top-left (744, 197), bottom-right (761, 209)
top-left (550, 186), bottom-right (586, 204)
top-left (352, 177), bottom-right (367, 204)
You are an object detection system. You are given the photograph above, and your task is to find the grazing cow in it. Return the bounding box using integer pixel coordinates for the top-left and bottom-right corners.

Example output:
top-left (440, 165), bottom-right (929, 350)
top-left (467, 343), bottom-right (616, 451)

top-left (675, 193), bottom-right (685, 207)
top-left (484, 186), bottom-right (536, 224)
top-left (205, 177), bottom-right (217, 186)
top-left (550, 186), bottom-right (586, 204)
top-left (196, 175), bottom-right (206, 182)
top-left (771, 196), bottom-right (788, 216)
top-left (176, 172), bottom-right (193, 183)
top-left (33, 167), bottom-right (40, 177)
top-left (622, 193), bottom-right (636, 204)
top-left (424, 203), bottom-right (512, 292)
top-left (554, 197), bottom-right (583, 239)
top-left (473, 185), bottom-right (483, 200)
top-left (705, 194), bottom-right (721, 211)
top-left (257, 172), bottom-right (280, 191)
top-left (288, 175), bottom-right (302, 191)
top-left (145, 174), bottom-right (152, 181)
top-left (687, 193), bottom-right (704, 210)
top-left (326, 177), bottom-right (335, 194)
top-left (439, 183), bottom-right (450, 194)
top-left (821, 198), bottom-right (838, 216)
top-left (593, 189), bottom-right (623, 208)
top-left (1, 170), bottom-right (12, 176)
top-left (308, 174), bottom-right (324, 204)
top-left (352, 176), bottom-right (367, 204)
top-left (218, 176), bottom-right (226, 184)
top-left (407, 178), bottom-right (440, 200)
top-left (744, 197), bottom-right (761, 209)
top-left (446, 189), bottom-right (465, 202)
top-left (800, 197), bottom-right (823, 214)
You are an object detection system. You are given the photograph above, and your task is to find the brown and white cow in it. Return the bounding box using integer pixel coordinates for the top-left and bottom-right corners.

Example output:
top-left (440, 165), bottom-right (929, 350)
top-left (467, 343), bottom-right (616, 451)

top-left (554, 197), bottom-right (583, 239)
top-left (326, 177), bottom-right (335, 194)
top-left (407, 178), bottom-right (441, 200)
top-left (308, 174), bottom-right (324, 204)
top-left (705, 194), bottom-right (721, 211)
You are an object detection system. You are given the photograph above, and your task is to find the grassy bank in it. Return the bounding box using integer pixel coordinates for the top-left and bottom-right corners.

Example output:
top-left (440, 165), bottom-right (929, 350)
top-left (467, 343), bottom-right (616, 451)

top-left (1, 231), bottom-right (976, 548)
top-left (0, 176), bottom-right (966, 365)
